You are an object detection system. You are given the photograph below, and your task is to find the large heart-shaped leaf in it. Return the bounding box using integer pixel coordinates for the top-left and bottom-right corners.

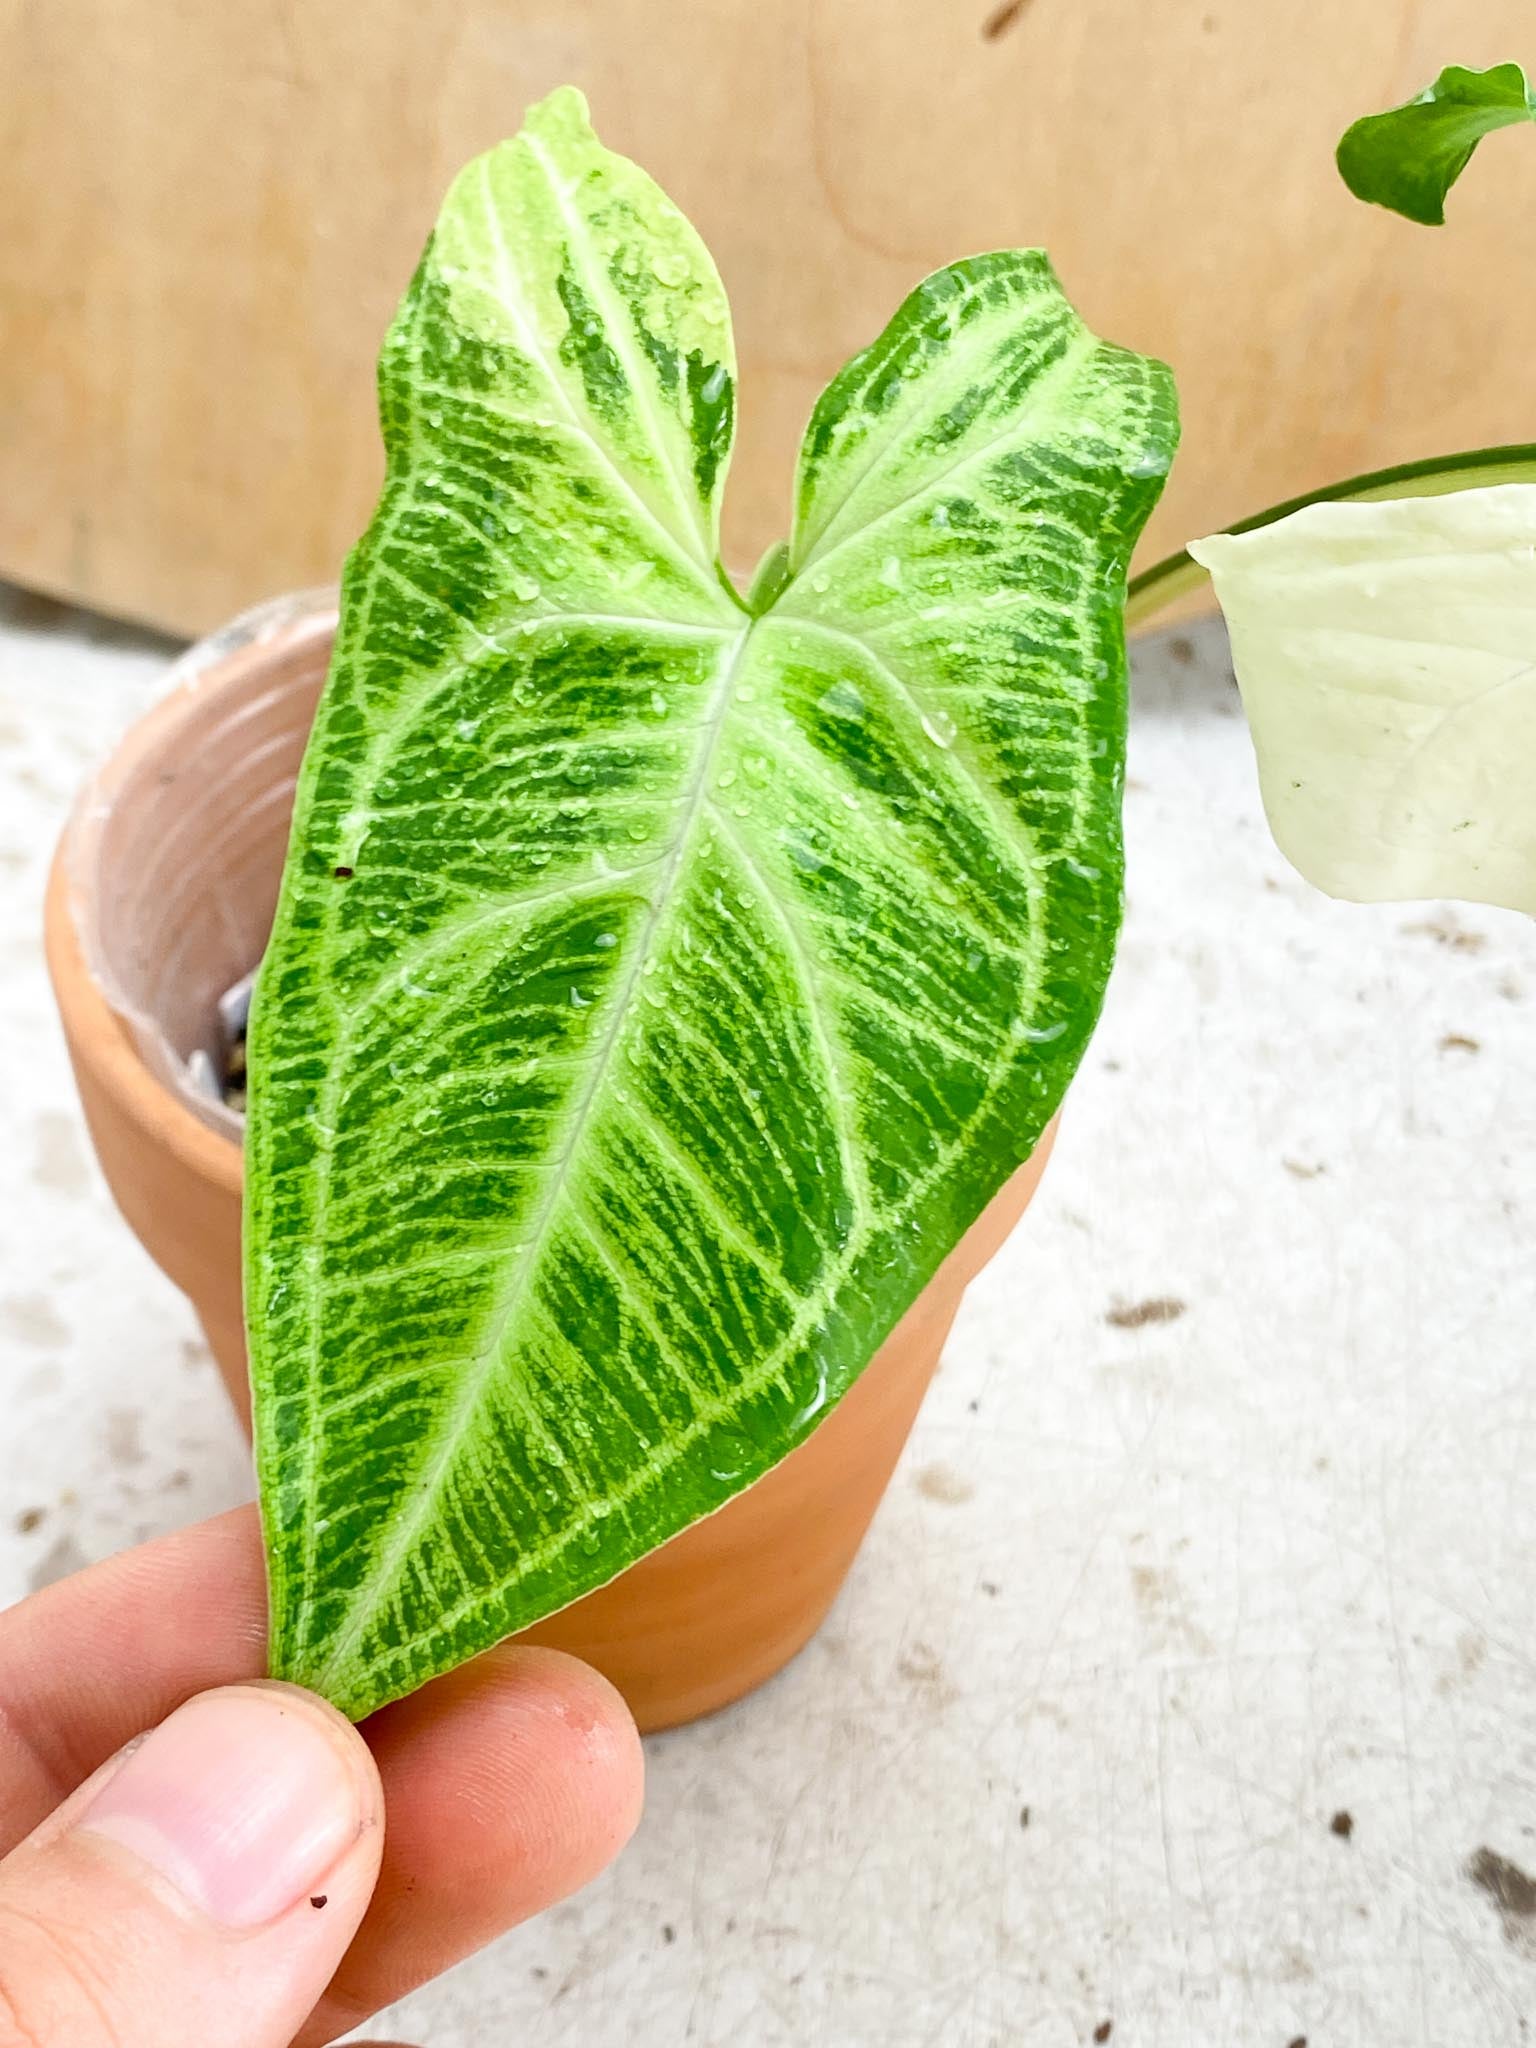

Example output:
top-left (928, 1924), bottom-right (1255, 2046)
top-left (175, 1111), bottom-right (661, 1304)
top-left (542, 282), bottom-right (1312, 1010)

top-left (1189, 484), bottom-right (1536, 912)
top-left (246, 86), bottom-right (1177, 1718)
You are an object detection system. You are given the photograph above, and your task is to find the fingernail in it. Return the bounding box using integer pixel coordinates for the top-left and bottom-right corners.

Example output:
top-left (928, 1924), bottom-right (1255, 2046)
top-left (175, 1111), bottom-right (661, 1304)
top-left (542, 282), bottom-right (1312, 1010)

top-left (77, 1688), bottom-right (364, 1928)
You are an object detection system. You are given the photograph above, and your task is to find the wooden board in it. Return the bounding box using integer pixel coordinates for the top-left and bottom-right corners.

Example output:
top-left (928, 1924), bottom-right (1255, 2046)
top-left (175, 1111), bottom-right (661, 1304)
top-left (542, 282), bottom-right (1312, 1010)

top-left (3, 0), bottom-right (1534, 635)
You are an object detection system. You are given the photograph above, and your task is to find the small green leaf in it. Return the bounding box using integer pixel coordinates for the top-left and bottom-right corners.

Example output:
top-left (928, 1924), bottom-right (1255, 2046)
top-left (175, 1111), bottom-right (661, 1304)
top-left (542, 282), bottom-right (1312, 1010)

top-left (246, 87), bottom-right (1176, 1719)
top-left (1189, 485), bottom-right (1536, 913)
top-left (1337, 61), bottom-right (1536, 225)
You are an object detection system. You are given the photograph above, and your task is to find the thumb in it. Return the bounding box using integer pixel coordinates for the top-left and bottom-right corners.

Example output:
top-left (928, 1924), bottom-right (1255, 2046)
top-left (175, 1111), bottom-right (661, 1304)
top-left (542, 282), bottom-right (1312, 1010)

top-left (0, 1683), bottom-right (383, 2048)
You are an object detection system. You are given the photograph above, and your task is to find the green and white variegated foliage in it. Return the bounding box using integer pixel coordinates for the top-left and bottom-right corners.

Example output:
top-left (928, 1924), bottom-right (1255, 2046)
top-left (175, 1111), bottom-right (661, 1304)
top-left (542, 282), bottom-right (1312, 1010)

top-left (246, 86), bottom-right (1177, 1718)
top-left (1190, 485), bottom-right (1536, 914)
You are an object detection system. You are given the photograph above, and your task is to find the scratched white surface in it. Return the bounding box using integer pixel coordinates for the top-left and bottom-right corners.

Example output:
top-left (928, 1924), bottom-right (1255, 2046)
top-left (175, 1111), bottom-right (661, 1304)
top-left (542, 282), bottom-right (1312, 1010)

top-left (1, 588), bottom-right (1532, 2048)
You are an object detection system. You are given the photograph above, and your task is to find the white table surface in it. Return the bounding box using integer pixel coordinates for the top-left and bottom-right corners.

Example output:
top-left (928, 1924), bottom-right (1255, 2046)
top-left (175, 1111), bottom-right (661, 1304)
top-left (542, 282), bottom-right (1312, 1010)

top-left (1, 586), bottom-right (1532, 2048)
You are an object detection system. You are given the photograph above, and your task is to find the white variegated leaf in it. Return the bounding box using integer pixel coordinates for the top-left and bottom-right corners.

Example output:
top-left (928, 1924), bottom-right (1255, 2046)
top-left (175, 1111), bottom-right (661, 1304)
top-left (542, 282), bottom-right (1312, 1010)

top-left (1190, 485), bottom-right (1536, 914)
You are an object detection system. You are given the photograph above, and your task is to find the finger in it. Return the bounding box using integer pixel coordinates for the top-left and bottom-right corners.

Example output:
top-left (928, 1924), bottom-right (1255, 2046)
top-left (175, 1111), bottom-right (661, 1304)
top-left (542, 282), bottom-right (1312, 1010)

top-left (298, 1645), bottom-right (643, 2044)
top-left (0, 1509), bottom-right (643, 2040)
top-left (0, 1682), bottom-right (382, 2048)
top-left (0, 1507), bottom-right (267, 1848)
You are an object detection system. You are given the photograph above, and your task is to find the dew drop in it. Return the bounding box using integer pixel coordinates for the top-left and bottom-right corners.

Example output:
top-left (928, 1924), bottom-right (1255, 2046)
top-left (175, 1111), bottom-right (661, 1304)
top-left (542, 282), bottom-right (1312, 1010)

top-left (595, 930), bottom-right (618, 950)
top-left (707, 1427), bottom-right (755, 1483)
top-left (920, 709), bottom-right (957, 750)
top-left (792, 1363), bottom-right (831, 1432)
top-left (742, 751), bottom-right (772, 786)
top-left (510, 572), bottom-right (539, 602)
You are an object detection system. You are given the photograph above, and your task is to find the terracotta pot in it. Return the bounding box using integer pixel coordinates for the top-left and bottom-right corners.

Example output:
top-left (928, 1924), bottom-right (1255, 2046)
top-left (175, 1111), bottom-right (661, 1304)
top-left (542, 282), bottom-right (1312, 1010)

top-left (45, 599), bottom-right (1056, 1732)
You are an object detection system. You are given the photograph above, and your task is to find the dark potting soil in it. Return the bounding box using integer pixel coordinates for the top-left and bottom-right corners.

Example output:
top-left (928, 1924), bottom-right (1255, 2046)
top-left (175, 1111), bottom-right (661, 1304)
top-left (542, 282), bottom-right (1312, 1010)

top-left (222, 1019), bottom-right (247, 1113)
top-left (212, 968), bottom-right (254, 1115)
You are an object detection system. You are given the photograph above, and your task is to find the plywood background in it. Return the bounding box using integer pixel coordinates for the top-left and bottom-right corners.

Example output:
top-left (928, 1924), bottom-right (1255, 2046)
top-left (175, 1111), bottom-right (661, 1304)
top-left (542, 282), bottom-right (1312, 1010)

top-left (3, 0), bottom-right (1534, 635)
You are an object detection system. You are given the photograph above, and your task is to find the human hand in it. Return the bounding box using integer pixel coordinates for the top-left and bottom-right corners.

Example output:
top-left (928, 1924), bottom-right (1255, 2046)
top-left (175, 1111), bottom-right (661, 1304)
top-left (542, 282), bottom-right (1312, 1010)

top-left (0, 1506), bottom-right (643, 2046)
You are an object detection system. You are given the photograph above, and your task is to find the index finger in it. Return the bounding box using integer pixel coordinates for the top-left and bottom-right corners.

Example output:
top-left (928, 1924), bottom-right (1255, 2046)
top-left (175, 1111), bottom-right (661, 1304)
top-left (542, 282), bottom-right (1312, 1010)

top-left (0, 1507), bottom-right (644, 2043)
top-left (0, 1506), bottom-right (268, 1847)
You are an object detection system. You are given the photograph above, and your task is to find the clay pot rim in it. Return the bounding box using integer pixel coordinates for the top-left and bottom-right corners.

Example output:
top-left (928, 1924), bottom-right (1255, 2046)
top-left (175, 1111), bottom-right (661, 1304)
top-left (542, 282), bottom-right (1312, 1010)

top-left (40, 600), bottom-right (343, 1206)
top-left (46, 839), bottom-right (244, 1200)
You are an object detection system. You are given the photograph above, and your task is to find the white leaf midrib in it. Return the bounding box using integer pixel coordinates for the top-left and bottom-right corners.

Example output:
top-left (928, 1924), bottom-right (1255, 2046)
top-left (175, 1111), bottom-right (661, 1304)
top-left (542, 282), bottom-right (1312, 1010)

top-left (310, 615), bottom-right (756, 1693)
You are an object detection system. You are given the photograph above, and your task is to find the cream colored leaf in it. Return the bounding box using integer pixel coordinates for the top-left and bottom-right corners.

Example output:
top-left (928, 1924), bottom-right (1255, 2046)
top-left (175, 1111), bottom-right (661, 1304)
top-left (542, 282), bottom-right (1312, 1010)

top-left (1190, 485), bottom-right (1536, 913)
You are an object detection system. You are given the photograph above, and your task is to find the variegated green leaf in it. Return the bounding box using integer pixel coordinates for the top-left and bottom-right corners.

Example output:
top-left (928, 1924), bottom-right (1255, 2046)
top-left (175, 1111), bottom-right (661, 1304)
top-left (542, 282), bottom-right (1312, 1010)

top-left (247, 86), bottom-right (1177, 1718)
top-left (1189, 484), bottom-right (1536, 913)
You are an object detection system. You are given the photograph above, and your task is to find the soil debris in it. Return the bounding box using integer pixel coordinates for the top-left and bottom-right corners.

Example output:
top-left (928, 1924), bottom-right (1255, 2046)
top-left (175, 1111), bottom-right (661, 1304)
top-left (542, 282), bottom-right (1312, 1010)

top-left (1106, 1296), bottom-right (1186, 1330)
top-left (916, 1463), bottom-right (975, 1506)
top-left (1468, 1846), bottom-right (1536, 1949)
top-left (1402, 916), bottom-right (1486, 953)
